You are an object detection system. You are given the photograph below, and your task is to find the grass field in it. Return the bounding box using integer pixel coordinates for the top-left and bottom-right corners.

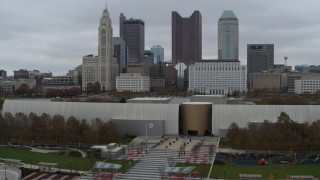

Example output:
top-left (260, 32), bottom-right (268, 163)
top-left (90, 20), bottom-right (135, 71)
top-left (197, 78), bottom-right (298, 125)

top-left (210, 165), bottom-right (320, 179)
top-left (177, 162), bottom-right (320, 179)
top-left (0, 146), bottom-right (135, 172)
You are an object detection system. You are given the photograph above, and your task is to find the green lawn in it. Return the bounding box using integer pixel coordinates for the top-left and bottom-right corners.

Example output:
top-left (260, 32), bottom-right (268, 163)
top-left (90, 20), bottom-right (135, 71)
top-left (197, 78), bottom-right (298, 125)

top-left (218, 138), bottom-right (229, 148)
top-left (176, 162), bottom-right (320, 179)
top-left (0, 146), bottom-right (135, 172)
top-left (210, 165), bottom-right (320, 179)
top-left (176, 162), bottom-right (211, 177)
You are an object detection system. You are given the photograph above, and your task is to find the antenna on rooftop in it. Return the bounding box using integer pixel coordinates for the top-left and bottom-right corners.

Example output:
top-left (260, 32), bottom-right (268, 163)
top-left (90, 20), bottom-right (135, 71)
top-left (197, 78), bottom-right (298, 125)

top-left (284, 56), bottom-right (288, 66)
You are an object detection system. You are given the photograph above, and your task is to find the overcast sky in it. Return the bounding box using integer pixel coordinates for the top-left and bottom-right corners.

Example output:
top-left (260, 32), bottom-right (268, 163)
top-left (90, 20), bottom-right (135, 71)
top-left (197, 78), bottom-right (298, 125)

top-left (1, 0), bottom-right (320, 76)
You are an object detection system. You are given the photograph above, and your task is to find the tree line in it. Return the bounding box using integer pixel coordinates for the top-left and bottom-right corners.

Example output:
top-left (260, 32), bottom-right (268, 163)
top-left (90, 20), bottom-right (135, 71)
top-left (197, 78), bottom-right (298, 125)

top-left (227, 112), bottom-right (320, 151)
top-left (0, 112), bottom-right (123, 145)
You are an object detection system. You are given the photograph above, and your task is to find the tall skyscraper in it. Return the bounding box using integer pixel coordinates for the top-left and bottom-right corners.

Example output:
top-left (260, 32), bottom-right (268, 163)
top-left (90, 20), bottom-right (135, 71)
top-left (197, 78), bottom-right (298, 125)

top-left (247, 44), bottom-right (274, 74)
top-left (98, 4), bottom-right (113, 90)
top-left (151, 45), bottom-right (164, 64)
top-left (113, 37), bottom-right (128, 73)
top-left (218, 10), bottom-right (239, 60)
top-left (172, 11), bottom-right (202, 65)
top-left (119, 13), bottom-right (145, 64)
top-left (82, 3), bottom-right (113, 91)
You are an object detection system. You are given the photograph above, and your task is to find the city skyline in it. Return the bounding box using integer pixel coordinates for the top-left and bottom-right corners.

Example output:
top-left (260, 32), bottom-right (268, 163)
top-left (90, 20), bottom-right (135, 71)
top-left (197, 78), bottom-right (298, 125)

top-left (1, 0), bottom-right (320, 75)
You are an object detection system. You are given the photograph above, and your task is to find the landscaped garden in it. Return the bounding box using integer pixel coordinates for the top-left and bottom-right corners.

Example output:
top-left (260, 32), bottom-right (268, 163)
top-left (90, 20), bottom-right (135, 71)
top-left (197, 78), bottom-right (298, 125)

top-left (176, 161), bottom-right (320, 179)
top-left (0, 146), bottom-right (135, 172)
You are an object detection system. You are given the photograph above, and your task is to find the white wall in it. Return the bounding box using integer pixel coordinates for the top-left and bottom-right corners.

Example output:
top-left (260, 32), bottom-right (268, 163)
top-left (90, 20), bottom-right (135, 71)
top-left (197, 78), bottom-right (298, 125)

top-left (2, 100), bottom-right (179, 135)
top-left (212, 105), bottom-right (320, 136)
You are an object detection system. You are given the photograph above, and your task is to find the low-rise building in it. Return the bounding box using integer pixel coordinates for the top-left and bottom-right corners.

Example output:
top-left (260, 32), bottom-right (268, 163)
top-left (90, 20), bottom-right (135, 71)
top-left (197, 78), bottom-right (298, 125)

top-left (288, 73), bottom-right (320, 93)
top-left (116, 73), bottom-right (150, 92)
top-left (189, 60), bottom-right (247, 95)
top-left (91, 143), bottom-right (124, 159)
top-left (0, 79), bottom-right (36, 94)
top-left (294, 79), bottom-right (320, 94)
top-left (82, 55), bottom-right (99, 91)
top-left (249, 73), bottom-right (282, 90)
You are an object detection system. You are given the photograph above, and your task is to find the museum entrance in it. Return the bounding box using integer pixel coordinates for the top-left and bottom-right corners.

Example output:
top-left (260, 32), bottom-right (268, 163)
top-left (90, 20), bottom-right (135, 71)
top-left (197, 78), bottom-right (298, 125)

top-left (179, 102), bottom-right (212, 136)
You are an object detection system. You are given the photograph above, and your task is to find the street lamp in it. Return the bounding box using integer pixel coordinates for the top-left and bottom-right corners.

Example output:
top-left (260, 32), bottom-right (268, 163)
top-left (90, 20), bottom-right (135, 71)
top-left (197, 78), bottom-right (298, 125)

top-left (145, 120), bottom-right (148, 154)
top-left (30, 157), bottom-right (33, 169)
top-left (4, 166), bottom-right (6, 180)
top-left (69, 160), bottom-right (72, 173)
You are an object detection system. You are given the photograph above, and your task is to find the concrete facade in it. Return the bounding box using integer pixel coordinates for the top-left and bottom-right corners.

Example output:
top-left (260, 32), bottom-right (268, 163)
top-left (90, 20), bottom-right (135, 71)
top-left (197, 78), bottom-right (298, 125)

top-left (294, 79), bottom-right (320, 94)
top-left (188, 60), bottom-right (247, 94)
top-left (82, 4), bottom-right (113, 91)
top-left (288, 73), bottom-right (320, 93)
top-left (2, 100), bottom-right (179, 135)
top-left (249, 73), bottom-right (282, 90)
top-left (112, 119), bottom-right (164, 136)
top-left (116, 73), bottom-right (150, 92)
top-left (3, 100), bottom-right (320, 137)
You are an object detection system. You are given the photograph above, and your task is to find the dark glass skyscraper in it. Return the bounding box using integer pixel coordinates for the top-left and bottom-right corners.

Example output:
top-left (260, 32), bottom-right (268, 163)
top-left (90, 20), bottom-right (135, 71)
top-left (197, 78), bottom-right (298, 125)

top-left (172, 11), bottom-right (202, 65)
top-left (247, 44), bottom-right (274, 74)
top-left (119, 13), bottom-right (145, 64)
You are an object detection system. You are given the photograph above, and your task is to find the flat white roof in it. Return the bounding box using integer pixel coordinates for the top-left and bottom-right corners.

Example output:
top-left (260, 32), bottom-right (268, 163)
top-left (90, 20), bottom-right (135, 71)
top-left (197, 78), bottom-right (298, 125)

top-left (192, 95), bottom-right (225, 97)
top-left (129, 97), bottom-right (171, 101)
top-left (91, 145), bottom-right (107, 149)
top-left (182, 102), bottom-right (213, 105)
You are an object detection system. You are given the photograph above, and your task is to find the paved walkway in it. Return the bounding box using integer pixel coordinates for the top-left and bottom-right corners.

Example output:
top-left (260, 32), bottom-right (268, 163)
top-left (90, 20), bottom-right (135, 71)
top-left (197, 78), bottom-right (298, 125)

top-left (24, 145), bottom-right (87, 158)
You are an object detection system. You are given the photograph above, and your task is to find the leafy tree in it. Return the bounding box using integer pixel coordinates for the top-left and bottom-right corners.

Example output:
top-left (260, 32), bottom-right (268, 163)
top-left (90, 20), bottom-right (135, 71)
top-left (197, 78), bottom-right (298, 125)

top-left (66, 116), bottom-right (81, 143)
top-left (15, 83), bottom-right (29, 95)
top-left (226, 123), bottom-right (241, 148)
top-left (50, 115), bottom-right (65, 144)
top-left (30, 113), bottom-right (50, 141)
top-left (277, 112), bottom-right (292, 124)
top-left (120, 97), bottom-right (126, 103)
top-left (232, 90), bottom-right (241, 98)
top-left (93, 81), bottom-right (101, 93)
top-left (86, 83), bottom-right (94, 93)
top-left (69, 87), bottom-right (81, 97)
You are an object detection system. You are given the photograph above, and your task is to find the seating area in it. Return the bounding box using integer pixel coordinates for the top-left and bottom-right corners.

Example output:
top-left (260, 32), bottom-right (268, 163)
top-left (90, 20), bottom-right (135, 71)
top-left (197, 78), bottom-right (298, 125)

top-left (113, 136), bottom-right (219, 180)
top-left (22, 172), bottom-right (79, 180)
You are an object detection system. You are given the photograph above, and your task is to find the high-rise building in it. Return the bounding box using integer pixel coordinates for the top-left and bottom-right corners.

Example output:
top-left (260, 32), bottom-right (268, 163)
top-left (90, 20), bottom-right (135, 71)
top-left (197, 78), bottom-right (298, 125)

top-left (0, 70), bottom-right (7, 79)
top-left (151, 45), bottom-right (164, 64)
top-left (82, 4), bottom-right (113, 91)
top-left (14, 69), bottom-right (29, 79)
top-left (119, 13), bottom-right (145, 64)
top-left (247, 44), bottom-right (274, 74)
top-left (113, 37), bottom-right (128, 73)
top-left (172, 11), bottom-right (202, 65)
top-left (218, 10), bottom-right (239, 60)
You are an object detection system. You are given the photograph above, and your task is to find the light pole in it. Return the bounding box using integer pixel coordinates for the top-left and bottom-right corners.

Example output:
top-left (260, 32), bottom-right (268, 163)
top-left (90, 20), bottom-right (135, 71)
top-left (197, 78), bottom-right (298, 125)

top-left (145, 120), bottom-right (148, 154)
top-left (4, 166), bottom-right (6, 180)
top-left (69, 160), bottom-right (72, 173)
top-left (30, 157), bottom-right (33, 169)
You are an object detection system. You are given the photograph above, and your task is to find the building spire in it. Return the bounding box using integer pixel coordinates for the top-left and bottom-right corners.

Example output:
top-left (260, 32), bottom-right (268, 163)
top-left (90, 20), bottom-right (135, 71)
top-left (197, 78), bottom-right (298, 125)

top-left (106, 1), bottom-right (108, 9)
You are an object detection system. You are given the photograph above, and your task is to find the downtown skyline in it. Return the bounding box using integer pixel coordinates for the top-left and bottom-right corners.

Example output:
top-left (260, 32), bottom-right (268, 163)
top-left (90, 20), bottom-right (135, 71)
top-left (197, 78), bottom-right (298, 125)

top-left (1, 0), bottom-right (320, 75)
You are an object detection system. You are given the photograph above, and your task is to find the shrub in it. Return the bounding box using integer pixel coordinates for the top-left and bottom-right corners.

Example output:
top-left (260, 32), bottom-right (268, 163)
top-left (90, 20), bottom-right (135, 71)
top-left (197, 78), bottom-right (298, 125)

top-left (68, 150), bottom-right (82, 157)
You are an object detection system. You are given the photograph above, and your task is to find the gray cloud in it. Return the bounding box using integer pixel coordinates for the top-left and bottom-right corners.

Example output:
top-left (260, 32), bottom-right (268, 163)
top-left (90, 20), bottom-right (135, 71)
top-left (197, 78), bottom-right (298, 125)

top-left (1, 0), bottom-right (320, 75)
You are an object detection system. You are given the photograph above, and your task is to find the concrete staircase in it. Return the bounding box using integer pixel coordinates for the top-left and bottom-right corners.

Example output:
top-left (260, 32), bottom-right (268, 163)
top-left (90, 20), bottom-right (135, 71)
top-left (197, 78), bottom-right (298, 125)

top-left (115, 149), bottom-right (178, 180)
